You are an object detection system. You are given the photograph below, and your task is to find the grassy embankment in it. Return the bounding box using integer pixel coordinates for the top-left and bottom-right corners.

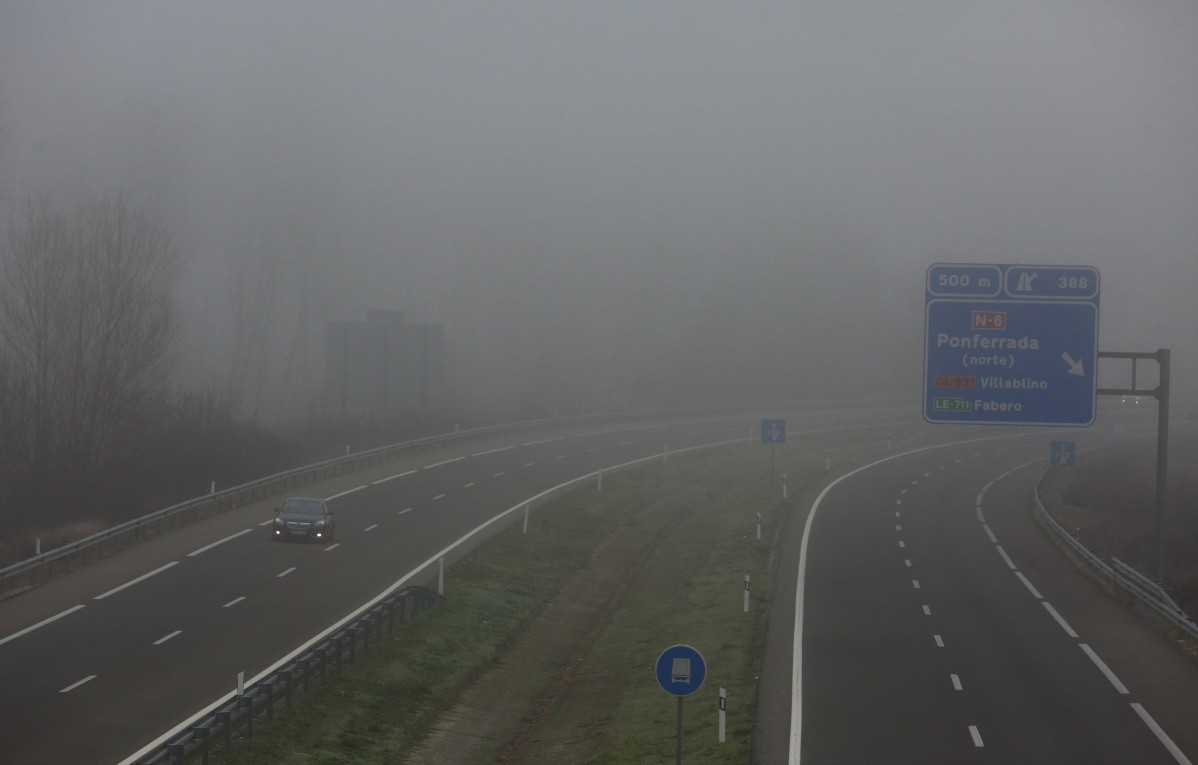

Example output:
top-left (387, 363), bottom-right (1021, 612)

top-left (213, 441), bottom-right (829, 764)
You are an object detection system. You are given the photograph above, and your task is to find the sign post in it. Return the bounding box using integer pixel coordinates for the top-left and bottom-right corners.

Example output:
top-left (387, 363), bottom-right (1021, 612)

top-left (761, 419), bottom-right (786, 482)
top-left (656, 644), bottom-right (707, 764)
top-left (923, 263), bottom-right (1099, 426)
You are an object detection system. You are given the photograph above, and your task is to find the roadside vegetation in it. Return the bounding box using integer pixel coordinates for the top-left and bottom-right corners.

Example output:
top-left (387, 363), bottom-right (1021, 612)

top-left (213, 444), bottom-right (823, 764)
top-left (1040, 424), bottom-right (1198, 618)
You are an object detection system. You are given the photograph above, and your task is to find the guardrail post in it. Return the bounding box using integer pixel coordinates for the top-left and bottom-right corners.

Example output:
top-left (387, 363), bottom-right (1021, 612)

top-left (299, 656), bottom-right (311, 693)
top-left (264, 680), bottom-right (275, 722)
top-left (362, 618), bottom-right (371, 653)
top-left (167, 741), bottom-right (185, 764)
top-left (348, 627), bottom-right (358, 663)
top-left (194, 723), bottom-right (211, 765)
top-left (281, 669), bottom-right (293, 710)
top-left (216, 709), bottom-right (232, 749)
top-left (238, 695), bottom-right (254, 738)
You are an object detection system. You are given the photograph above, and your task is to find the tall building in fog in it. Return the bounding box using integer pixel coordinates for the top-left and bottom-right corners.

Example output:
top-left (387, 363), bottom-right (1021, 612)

top-left (324, 310), bottom-right (445, 417)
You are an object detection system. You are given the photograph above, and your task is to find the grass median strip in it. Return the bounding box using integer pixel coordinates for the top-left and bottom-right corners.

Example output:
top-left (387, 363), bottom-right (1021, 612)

top-left (217, 445), bottom-right (818, 765)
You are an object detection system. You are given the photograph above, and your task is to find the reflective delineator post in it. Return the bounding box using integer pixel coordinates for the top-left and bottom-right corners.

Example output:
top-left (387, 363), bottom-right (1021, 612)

top-left (719, 687), bottom-right (726, 743)
top-left (438, 557), bottom-right (445, 596)
top-left (523, 503), bottom-right (530, 534)
top-left (756, 512), bottom-right (761, 541)
top-left (743, 574), bottom-right (750, 613)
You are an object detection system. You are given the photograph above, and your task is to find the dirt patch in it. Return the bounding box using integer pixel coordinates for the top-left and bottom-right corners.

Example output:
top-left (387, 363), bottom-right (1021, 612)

top-left (404, 491), bottom-right (703, 765)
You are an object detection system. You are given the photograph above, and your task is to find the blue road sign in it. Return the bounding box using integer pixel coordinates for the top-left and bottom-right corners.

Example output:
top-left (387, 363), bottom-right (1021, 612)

top-left (924, 263), bottom-right (1099, 426)
top-left (655, 644), bottom-right (706, 697)
top-left (1051, 441), bottom-right (1076, 466)
top-left (761, 419), bottom-right (786, 444)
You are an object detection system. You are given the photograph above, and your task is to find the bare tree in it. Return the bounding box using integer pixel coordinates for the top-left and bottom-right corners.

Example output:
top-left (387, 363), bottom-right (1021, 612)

top-left (0, 194), bottom-right (178, 506)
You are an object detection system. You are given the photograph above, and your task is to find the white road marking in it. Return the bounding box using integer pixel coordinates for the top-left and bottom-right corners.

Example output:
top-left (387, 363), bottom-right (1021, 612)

top-left (951, 674), bottom-right (963, 690)
top-left (493, 471), bottom-right (506, 477)
top-left (423, 456), bottom-right (465, 469)
top-left (1130, 703), bottom-right (1193, 765)
top-left (912, 579), bottom-right (921, 589)
top-left (995, 545), bottom-right (1017, 570)
top-left (222, 597), bottom-right (245, 608)
top-left (326, 485), bottom-right (366, 500)
top-left (521, 436), bottom-right (564, 446)
top-left (60, 675), bottom-right (97, 693)
top-left (1014, 571), bottom-right (1043, 599)
top-left (1081, 643), bottom-right (1129, 694)
top-left (153, 630), bottom-right (182, 646)
top-left (188, 529), bottom-right (253, 557)
top-left (523, 462), bottom-right (536, 468)
top-left (472, 446), bottom-right (513, 456)
top-left (922, 605), bottom-right (931, 616)
top-left (372, 469), bottom-right (417, 485)
top-left (363, 524), bottom-right (378, 532)
top-left (898, 540), bottom-right (906, 548)
top-left (904, 559), bottom-right (912, 567)
top-left (277, 567), bottom-right (296, 578)
top-left (463, 482), bottom-right (475, 488)
top-left (432, 494), bottom-right (446, 500)
top-left (324, 542), bottom-right (341, 551)
top-left (934, 634), bottom-right (945, 647)
top-left (969, 725), bottom-right (984, 747)
top-left (1042, 602), bottom-right (1079, 638)
top-left (981, 524), bottom-right (998, 544)
top-left (399, 508), bottom-right (412, 514)
top-left (0, 605), bottom-right (86, 647)
top-left (258, 518), bottom-right (274, 526)
top-left (95, 562), bottom-right (179, 600)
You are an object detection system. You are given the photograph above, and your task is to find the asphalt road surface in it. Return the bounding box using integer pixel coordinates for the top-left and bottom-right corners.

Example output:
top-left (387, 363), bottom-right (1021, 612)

top-left (0, 413), bottom-right (794, 765)
top-left (757, 426), bottom-right (1198, 765)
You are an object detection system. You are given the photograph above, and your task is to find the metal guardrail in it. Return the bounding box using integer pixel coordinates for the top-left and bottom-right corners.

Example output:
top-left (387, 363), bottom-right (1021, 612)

top-left (138, 586), bottom-right (441, 765)
top-left (0, 400), bottom-right (898, 595)
top-left (0, 405), bottom-right (776, 594)
top-left (1033, 475), bottom-right (1198, 642)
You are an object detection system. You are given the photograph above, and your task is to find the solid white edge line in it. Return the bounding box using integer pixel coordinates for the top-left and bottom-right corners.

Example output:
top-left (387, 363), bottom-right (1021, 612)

top-left (790, 431), bottom-right (1038, 765)
top-left (371, 469), bottom-right (417, 485)
top-left (117, 434), bottom-right (751, 765)
top-left (187, 528), bottom-right (253, 557)
top-left (1080, 643), bottom-right (1129, 694)
top-left (59, 675), bottom-right (97, 693)
top-left (0, 604), bottom-right (86, 647)
top-left (326, 485), bottom-right (366, 501)
top-left (1041, 601), bottom-right (1079, 638)
top-left (981, 524), bottom-right (998, 544)
top-left (423, 456), bottom-right (465, 469)
top-left (471, 445), bottom-right (513, 456)
top-left (1130, 702), bottom-right (1194, 765)
top-left (94, 562), bottom-right (179, 600)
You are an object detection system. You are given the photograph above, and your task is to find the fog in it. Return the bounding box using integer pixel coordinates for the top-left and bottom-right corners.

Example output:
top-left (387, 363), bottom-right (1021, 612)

top-left (2, 2), bottom-right (1196, 422)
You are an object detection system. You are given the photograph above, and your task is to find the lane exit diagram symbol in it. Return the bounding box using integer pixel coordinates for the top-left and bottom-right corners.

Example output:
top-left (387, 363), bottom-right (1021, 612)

top-left (924, 263), bottom-right (1099, 426)
top-left (761, 419), bottom-right (786, 444)
top-left (1051, 441), bottom-right (1076, 466)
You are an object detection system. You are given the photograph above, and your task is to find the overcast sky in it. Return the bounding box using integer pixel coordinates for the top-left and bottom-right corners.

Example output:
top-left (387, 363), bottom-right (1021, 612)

top-left (1, 1), bottom-right (1195, 419)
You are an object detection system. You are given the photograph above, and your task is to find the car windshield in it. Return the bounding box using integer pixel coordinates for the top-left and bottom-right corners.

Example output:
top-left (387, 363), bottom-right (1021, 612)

top-left (279, 500), bottom-right (325, 517)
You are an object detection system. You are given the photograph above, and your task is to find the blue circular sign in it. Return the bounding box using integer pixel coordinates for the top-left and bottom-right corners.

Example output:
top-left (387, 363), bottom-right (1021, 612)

top-left (655, 644), bottom-right (706, 697)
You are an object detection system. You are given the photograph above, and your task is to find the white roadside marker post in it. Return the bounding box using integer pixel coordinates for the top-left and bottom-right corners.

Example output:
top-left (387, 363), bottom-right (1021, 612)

top-left (719, 688), bottom-right (727, 743)
top-left (743, 574), bottom-right (750, 613)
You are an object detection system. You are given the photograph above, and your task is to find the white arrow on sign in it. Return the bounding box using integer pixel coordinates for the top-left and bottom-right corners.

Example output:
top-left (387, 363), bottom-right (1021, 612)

top-left (1061, 352), bottom-right (1085, 376)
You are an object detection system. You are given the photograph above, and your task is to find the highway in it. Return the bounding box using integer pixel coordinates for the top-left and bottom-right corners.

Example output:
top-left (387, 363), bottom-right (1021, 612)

top-left (785, 428), bottom-right (1198, 764)
top-left (0, 412), bottom-right (800, 765)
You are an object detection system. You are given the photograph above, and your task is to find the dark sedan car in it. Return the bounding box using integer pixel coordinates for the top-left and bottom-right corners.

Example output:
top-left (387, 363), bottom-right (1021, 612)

top-left (271, 497), bottom-right (336, 543)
